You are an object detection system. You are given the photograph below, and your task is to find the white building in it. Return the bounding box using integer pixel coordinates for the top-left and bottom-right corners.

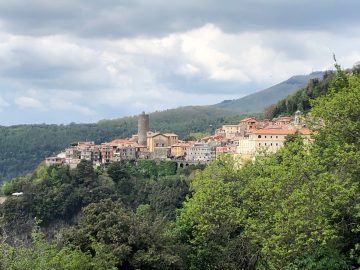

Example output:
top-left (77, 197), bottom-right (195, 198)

top-left (236, 127), bottom-right (311, 157)
top-left (186, 143), bottom-right (212, 162)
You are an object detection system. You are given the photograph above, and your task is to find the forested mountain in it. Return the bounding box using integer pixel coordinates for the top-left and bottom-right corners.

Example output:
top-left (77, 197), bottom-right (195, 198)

top-left (264, 71), bottom-right (334, 118)
top-left (265, 65), bottom-right (360, 118)
top-left (0, 107), bottom-right (244, 182)
top-left (0, 67), bottom-right (359, 269)
top-left (212, 71), bottom-right (324, 113)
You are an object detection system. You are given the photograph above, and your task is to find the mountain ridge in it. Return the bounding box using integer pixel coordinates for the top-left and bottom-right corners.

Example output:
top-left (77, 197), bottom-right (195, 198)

top-left (211, 71), bottom-right (324, 113)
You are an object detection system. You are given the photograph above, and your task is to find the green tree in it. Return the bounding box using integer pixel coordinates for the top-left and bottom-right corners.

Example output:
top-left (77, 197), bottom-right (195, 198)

top-left (158, 160), bottom-right (178, 176)
top-left (137, 160), bottom-right (158, 178)
top-left (175, 69), bottom-right (360, 269)
top-left (149, 175), bottom-right (189, 220)
top-left (108, 161), bottom-right (134, 198)
top-left (0, 225), bottom-right (117, 270)
top-left (64, 199), bottom-right (184, 269)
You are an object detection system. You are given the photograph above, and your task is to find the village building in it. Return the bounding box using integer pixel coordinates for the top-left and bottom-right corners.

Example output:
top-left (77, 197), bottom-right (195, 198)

top-left (44, 111), bottom-right (310, 169)
top-left (137, 148), bottom-right (152, 159)
top-left (236, 127), bottom-right (311, 163)
top-left (64, 142), bottom-right (100, 168)
top-left (65, 146), bottom-right (80, 163)
top-left (146, 132), bottom-right (179, 158)
top-left (163, 133), bottom-right (179, 145)
top-left (253, 127), bottom-right (311, 152)
top-left (170, 143), bottom-right (191, 158)
top-left (216, 124), bottom-right (245, 139)
top-left (273, 116), bottom-right (293, 127)
top-left (236, 135), bottom-right (256, 156)
top-left (186, 143), bottom-right (212, 162)
top-left (215, 145), bottom-right (236, 159)
top-left (201, 134), bottom-right (224, 143)
top-left (147, 133), bottom-right (168, 152)
top-left (239, 117), bottom-right (258, 132)
top-left (113, 146), bottom-right (136, 161)
top-left (100, 143), bottom-right (114, 164)
top-left (108, 139), bottom-right (135, 148)
top-left (45, 156), bottom-right (65, 166)
top-left (215, 117), bottom-right (259, 139)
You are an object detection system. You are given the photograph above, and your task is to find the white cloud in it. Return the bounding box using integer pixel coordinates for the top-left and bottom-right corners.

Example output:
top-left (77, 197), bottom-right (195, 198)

top-left (49, 96), bottom-right (96, 116)
top-left (177, 63), bottom-right (200, 76)
top-left (15, 96), bottom-right (44, 109)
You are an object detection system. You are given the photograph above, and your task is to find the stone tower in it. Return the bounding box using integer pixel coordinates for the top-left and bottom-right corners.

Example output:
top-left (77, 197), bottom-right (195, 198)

top-left (138, 111), bottom-right (149, 146)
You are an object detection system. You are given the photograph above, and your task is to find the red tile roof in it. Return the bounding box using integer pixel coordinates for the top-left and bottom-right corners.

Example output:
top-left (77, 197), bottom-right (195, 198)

top-left (255, 128), bottom-right (311, 135)
top-left (171, 143), bottom-right (191, 147)
top-left (276, 116), bottom-right (292, 121)
top-left (163, 133), bottom-right (178, 137)
top-left (110, 139), bottom-right (133, 144)
top-left (240, 117), bottom-right (257, 123)
top-left (297, 128), bottom-right (312, 135)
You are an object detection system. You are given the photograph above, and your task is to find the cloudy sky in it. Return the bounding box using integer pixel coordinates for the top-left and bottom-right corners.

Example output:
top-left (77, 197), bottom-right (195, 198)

top-left (0, 0), bottom-right (359, 125)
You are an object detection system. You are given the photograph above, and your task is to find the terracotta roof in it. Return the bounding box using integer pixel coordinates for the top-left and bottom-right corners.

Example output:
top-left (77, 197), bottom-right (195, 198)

top-left (255, 129), bottom-right (295, 135)
top-left (276, 116), bottom-right (292, 121)
top-left (297, 128), bottom-right (312, 135)
top-left (171, 143), bottom-right (191, 147)
top-left (147, 132), bottom-right (161, 138)
top-left (110, 139), bottom-right (133, 144)
top-left (240, 117), bottom-right (257, 123)
top-left (263, 124), bottom-right (279, 129)
top-left (163, 133), bottom-right (178, 136)
top-left (134, 143), bottom-right (147, 148)
top-left (223, 124), bottom-right (241, 127)
top-left (255, 128), bottom-right (311, 135)
top-left (212, 135), bottom-right (224, 140)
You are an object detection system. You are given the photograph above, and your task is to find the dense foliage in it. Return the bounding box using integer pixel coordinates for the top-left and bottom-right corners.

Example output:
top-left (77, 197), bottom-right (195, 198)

top-left (0, 106), bottom-right (243, 182)
top-left (0, 67), bottom-right (359, 269)
top-left (0, 227), bottom-right (116, 270)
top-left (176, 67), bottom-right (360, 269)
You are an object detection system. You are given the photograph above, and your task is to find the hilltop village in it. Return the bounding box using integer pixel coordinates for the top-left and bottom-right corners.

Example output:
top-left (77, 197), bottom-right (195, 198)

top-left (45, 111), bottom-right (311, 168)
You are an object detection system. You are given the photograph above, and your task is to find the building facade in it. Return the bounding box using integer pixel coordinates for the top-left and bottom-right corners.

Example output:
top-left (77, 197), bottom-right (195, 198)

top-left (186, 143), bottom-right (212, 162)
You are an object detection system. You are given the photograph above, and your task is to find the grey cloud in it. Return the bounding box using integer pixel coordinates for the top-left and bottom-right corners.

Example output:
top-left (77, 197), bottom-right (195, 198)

top-left (0, 38), bottom-right (113, 91)
top-left (0, 0), bottom-right (359, 38)
top-left (0, 0), bottom-right (359, 125)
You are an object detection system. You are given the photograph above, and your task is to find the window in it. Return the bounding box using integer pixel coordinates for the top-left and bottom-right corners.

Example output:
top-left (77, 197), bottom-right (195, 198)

top-left (276, 136), bottom-right (278, 138)
top-left (265, 136), bottom-right (267, 138)
top-left (258, 135), bottom-right (261, 138)
top-left (259, 143), bottom-right (261, 146)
